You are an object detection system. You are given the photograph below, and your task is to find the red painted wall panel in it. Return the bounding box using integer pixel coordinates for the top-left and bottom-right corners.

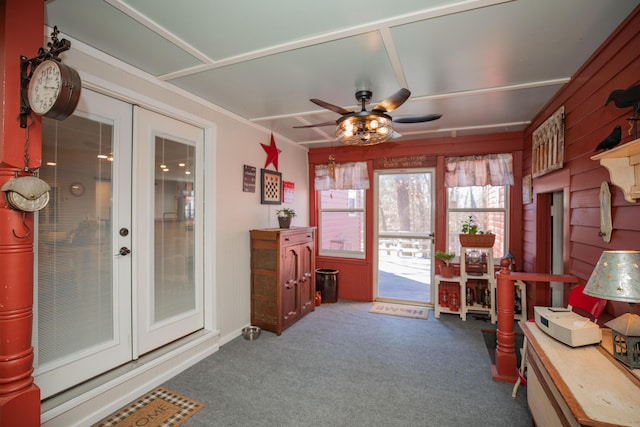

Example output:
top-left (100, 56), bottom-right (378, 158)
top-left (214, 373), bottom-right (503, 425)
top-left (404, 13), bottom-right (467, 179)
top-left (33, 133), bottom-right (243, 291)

top-left (522, 6), bottom-right (640, 316)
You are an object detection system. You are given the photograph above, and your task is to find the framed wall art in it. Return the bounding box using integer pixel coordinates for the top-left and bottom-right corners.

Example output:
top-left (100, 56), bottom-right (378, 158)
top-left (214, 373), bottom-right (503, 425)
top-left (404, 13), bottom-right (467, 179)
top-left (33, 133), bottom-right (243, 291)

top-left (243, 165), bottom-right (256, 193)
top-left (532, 106), bottom-right (565, 178)
top-left (522, 174), bottom-right (532, 204)
top-left (260, 169), bottom-right (282, 205)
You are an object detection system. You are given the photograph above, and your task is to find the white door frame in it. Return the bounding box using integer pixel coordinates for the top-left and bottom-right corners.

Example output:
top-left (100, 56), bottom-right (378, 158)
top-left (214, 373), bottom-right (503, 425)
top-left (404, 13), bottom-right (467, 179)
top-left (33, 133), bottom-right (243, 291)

top-left (373, 168), bottom-right (436, 304)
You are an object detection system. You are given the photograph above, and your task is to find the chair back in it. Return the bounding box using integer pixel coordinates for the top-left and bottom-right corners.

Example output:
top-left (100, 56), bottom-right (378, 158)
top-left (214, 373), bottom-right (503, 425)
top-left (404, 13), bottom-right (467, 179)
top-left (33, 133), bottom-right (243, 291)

top-left (567, 284), bottom-right (607, 323)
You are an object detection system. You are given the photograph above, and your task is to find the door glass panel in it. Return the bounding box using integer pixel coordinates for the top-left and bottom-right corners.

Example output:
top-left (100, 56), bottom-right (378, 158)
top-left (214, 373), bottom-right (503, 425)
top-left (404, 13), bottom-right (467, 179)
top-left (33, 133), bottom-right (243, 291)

top-left (376, 170), bottom-right (434, 304)
top-left (35, 90), bottom-right (133, 399)
top-left (135, 106), bottom-right (203, 355)
top-left (38, 117), bottom-right (114, 363)
top-left (154, 137), bottom-right (196, 321)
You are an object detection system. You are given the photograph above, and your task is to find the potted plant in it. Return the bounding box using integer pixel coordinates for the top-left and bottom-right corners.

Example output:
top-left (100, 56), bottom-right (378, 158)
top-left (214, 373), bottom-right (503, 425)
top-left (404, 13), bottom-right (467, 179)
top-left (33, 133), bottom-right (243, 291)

top-left (459, 216), bottom-right (495, 247)
top-left (276, 208), bottom-right (296, 228)
top-left (435, 250), bottom-right (456, 278)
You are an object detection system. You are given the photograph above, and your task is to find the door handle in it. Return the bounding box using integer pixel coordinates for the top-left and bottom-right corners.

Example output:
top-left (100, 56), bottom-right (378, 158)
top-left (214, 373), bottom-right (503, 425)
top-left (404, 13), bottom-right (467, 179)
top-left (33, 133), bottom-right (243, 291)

top-left (117, 247), bottom-right (131, 256)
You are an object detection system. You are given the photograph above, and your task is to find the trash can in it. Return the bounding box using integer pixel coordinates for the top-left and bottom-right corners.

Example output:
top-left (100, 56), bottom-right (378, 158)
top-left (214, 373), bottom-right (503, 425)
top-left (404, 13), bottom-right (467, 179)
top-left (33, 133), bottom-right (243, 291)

top-left (316, 268), bottom-right (339, 303)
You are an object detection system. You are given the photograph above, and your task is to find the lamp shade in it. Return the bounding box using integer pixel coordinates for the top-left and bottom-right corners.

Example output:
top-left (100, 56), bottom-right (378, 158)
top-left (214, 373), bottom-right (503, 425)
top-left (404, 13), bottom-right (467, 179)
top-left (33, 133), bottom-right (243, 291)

top-left (584, 250), bottom-right (640, 303)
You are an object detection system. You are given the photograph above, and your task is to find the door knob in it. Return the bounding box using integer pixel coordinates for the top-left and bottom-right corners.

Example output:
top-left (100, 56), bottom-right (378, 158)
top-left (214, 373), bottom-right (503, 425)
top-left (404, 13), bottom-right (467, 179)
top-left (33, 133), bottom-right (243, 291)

top-left (118, 247), bottom-right (131, 256)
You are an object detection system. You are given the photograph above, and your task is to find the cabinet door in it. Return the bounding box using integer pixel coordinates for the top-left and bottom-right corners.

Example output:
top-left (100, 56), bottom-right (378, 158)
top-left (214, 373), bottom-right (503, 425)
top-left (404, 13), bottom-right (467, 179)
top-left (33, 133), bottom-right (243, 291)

top-left (281, 246), bottom-right (299, 329)
top-left (298, 242), bottom-right (315, 316)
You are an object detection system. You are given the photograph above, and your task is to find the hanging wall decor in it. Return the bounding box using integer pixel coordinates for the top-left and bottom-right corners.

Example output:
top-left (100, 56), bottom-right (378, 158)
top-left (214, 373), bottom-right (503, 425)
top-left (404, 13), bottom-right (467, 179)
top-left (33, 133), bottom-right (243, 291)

top-left (532, 106), bottom-right (565, 178)
top-left (261, 169), bottom-right (282, 205)
top-left (243, 165), bottom-right (256, 193)
top-left (522, 174), bottom-right (532, 204)
top-left (283, 181), bottom-right (295, 203)
top-left (260, 133), bottom-right (281, 171)
top-left (599, 181), bottom-right (612, 243)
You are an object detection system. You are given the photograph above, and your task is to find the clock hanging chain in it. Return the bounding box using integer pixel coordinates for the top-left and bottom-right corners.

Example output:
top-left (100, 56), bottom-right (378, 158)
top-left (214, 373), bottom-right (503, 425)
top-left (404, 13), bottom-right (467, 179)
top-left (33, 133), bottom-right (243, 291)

top-left (23, 114), bottom-right (32, 173)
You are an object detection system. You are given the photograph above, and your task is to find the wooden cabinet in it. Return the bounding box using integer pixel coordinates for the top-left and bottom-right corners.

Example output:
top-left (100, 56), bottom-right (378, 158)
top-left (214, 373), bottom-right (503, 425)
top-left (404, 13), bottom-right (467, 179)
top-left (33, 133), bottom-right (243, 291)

top-left (250, 227), bottom-right (316, 335)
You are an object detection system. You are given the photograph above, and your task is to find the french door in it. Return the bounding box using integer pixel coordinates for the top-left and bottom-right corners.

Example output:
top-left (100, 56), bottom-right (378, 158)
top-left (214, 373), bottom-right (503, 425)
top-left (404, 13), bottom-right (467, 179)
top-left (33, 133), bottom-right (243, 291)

top-left (375, 169), bottom-right (435, 304)
top-left (133, 107), bottom-right (204, 355)
top-left (35, 89), bottom-right (133, 398)
top-left (34, 91), bottom-right (204, 398)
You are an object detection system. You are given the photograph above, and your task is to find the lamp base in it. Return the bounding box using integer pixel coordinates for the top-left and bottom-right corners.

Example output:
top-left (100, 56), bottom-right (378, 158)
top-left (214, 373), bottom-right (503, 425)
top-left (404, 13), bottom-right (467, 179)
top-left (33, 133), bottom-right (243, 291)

top-left (605, 313), bottom-right (640, 369)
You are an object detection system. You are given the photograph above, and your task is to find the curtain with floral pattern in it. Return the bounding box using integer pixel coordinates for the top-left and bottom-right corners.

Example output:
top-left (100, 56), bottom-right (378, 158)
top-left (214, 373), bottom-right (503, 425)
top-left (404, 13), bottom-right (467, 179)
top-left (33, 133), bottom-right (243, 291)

top-left (314, 161), bottom-right (370, 190)
top-left (445, 153), bottom-right (513, 187)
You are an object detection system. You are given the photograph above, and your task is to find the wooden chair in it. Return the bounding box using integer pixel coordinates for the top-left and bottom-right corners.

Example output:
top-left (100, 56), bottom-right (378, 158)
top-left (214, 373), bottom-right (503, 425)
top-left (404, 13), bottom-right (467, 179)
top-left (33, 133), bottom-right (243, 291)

top-left (511, 284), bottom-right (607, 398)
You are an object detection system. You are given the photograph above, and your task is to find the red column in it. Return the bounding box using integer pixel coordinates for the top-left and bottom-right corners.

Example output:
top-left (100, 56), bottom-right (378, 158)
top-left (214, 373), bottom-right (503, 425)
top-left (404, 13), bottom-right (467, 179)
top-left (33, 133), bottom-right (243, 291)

top-left (491, 258), bottom-right (517, 383)
top-left (0, 1), bottom-right (44, 426)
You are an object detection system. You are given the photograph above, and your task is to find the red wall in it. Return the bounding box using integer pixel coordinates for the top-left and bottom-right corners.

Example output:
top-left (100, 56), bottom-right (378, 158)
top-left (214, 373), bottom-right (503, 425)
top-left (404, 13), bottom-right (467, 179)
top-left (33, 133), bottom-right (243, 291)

top-left (308, 133), bottom-right (523, 301)
top-left (521, 6), bottom-right (640, 317)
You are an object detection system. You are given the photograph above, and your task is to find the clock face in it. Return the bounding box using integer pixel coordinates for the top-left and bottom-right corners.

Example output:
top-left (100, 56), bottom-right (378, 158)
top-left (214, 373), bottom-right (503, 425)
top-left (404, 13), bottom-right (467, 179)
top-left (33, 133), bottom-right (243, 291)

top-left (26, 60), bottom-right (81, 120)
top-left (28, 60), bottom-right (62, 115)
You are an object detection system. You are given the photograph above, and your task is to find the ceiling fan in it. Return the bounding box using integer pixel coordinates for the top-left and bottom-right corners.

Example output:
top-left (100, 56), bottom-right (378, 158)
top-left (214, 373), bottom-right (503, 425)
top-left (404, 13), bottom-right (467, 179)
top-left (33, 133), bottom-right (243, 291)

top-left (294, 88), bottom-right (442, 146)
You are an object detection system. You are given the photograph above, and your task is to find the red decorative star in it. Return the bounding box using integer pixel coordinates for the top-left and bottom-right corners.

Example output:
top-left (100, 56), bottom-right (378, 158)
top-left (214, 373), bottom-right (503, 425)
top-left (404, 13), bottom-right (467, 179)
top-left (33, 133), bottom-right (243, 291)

top-left (260, 133), bottom-right (281, 171)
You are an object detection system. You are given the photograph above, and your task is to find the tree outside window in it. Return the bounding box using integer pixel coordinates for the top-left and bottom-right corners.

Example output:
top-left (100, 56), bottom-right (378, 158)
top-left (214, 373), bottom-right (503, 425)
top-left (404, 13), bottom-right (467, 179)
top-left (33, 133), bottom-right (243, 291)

top-left (447, 185), bottom-right (508, 258)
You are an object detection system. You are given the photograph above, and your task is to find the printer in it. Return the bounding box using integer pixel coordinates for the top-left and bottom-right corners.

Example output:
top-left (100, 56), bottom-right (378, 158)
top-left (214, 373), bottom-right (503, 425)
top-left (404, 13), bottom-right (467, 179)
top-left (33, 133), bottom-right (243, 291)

top-left (534, 306), bottom-right (602, 347)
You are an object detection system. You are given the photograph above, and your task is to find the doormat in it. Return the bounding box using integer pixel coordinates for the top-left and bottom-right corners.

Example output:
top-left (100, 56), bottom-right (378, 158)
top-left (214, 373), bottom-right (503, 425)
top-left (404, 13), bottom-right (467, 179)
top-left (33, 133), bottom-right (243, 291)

top-left (369, 302), bottom-right (430, 319)
top-left (93, 386), bottom-right (203, 427)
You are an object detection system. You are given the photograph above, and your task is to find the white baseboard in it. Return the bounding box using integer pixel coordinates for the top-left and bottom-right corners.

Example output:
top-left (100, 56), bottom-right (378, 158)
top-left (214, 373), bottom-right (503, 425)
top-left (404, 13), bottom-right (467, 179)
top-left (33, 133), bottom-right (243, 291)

top-left (41, 330), bottom-right (219, 427)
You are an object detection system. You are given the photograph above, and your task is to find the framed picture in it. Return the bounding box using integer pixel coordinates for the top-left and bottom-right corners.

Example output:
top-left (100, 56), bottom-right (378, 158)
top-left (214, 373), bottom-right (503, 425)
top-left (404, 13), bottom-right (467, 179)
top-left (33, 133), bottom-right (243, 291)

top-left (522, 174), bottom-right (532, 204)
top-left (261, 169), bottom-right (282, 204)
top-left (532, 106), bottom-right (565, 178)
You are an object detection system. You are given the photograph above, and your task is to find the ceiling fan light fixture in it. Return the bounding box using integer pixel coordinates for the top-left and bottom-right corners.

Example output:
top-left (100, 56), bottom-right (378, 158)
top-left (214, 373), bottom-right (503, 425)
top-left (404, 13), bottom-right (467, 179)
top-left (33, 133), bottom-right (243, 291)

top-left (336, 114), bottom-right (392, 146)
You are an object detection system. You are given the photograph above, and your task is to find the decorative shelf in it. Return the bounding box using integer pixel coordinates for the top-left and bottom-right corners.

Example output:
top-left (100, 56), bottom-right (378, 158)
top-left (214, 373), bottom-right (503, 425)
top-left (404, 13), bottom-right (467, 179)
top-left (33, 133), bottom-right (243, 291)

top-left (591, 137), bottom-right (640, 203)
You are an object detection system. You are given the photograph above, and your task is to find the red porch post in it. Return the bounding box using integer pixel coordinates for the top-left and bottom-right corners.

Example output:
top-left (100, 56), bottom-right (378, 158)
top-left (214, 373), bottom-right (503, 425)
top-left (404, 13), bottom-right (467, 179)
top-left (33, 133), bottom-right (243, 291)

top-left (0, 1), bottom-right (44, 426)
top-left (492, 259), bottom-right (517, 382)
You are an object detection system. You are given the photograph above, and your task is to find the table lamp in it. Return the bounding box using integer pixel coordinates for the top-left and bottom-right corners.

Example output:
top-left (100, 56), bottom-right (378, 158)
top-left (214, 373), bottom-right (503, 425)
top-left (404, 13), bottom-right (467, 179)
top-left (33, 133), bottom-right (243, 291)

top-left (584, 250), bottom-right (640, 368)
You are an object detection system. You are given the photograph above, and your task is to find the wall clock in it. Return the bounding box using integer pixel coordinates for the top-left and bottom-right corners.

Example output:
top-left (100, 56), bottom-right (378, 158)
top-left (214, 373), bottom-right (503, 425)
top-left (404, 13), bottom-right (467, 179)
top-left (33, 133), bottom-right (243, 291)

top-left (69, 182), bottom-right (85, 197)
top-left (27, 59), bottom-right (82, 120)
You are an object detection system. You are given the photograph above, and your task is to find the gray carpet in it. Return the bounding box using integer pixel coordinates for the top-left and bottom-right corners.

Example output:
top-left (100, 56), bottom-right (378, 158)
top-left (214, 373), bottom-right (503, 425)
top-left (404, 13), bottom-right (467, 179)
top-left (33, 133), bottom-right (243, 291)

top-left (164, 301), bottom-right (531, 426)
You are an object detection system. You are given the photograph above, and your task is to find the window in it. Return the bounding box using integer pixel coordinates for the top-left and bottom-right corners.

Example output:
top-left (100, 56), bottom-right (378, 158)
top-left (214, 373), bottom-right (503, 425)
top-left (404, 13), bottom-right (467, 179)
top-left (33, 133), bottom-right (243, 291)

top-left (318, 189), bottom-right (365, 258)
top-left (447, 185), bottom-right (508, 258)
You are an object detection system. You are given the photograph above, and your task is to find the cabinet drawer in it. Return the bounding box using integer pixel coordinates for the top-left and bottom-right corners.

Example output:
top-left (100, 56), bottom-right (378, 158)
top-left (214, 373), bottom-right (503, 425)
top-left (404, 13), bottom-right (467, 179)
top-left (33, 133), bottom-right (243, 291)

top-left (281, 231), bottom-right (314, 245)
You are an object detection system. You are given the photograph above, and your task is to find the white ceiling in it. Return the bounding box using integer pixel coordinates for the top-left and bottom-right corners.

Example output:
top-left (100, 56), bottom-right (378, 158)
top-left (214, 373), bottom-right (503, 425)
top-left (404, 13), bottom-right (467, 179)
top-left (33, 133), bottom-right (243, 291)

top-left (44, 0), bottom-right (639, 148)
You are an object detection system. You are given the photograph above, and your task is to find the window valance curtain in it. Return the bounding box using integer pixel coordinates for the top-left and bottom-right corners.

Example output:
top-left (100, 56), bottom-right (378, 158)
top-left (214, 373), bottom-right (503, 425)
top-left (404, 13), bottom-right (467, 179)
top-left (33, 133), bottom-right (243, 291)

top-left (445, 153), bottom-right (513, 187)
top-left (314, 161), bottom-right (370, 190)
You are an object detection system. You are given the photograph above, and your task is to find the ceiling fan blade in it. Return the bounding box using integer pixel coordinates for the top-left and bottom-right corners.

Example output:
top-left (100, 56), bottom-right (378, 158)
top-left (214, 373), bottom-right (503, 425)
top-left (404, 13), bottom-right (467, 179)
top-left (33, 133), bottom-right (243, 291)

top-left (293, 120), bottom-right (336, 128)
top-left (394, 113), bottom-right (442, 123)
top-left (372, 88), bottom-right (411, 113)
top-left (310, 98), bottom-right (354, 115)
